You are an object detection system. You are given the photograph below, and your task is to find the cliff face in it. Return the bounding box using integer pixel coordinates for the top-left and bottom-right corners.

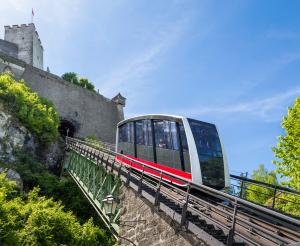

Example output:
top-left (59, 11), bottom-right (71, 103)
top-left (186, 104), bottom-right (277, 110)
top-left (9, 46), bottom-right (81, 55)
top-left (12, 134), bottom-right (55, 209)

top-left (0, 107), bottom-right (37, 163)
top-left (0, 102), bottom-right (64, 186)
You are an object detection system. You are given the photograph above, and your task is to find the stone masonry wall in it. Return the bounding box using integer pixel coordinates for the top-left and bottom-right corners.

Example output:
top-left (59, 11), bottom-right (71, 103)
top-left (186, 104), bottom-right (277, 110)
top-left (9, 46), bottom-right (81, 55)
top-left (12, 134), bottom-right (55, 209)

top-left (0, 39), bottom-right (18, 58)
top-left (0, 52), bottom-right (124, 143)
top-left (5, 24), bottom-right (34, 66)
top-left (118, 186), bottom-right (205, 246)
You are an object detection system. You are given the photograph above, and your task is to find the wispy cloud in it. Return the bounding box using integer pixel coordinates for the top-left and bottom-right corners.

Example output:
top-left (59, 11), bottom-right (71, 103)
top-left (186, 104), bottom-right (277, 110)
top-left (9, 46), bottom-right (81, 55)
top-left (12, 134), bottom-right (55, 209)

top-left (0, 0), bottom-right (85, 35)
top-left (99, 17), bottom-right (188, 97)
top-left (178, 86), bottom-right (300, 121)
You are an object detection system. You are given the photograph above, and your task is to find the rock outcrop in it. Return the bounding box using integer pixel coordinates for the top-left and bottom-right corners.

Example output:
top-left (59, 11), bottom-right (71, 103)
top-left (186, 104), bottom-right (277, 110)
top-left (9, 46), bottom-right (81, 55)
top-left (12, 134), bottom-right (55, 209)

top-left (0, 102), bottom-right (63, 182)
top-left (0, 107), bottom-right (37, 163)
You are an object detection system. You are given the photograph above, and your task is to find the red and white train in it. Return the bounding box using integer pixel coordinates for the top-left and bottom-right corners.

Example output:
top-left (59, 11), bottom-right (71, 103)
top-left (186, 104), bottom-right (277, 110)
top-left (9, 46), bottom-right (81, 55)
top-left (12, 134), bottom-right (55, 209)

top-left (115, 115), bottom-right (229, 189)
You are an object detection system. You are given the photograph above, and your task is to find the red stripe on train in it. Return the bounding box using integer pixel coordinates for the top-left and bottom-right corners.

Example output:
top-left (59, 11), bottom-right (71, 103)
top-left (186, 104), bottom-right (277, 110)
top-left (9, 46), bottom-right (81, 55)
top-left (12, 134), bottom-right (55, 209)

top-left (115, 155), bottom-right (192, 186)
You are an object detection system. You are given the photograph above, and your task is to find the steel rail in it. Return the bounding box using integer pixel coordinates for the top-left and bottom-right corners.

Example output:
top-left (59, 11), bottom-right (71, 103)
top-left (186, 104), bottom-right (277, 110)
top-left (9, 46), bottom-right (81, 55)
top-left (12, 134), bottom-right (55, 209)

top-left (65, 137), bottom-right (300, 245)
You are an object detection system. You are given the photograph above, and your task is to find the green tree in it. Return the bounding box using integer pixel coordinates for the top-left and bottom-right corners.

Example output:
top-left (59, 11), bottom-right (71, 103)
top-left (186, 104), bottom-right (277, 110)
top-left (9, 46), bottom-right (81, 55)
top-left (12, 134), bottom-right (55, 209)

top-left (79, 78), bottom-right (95, 91)
top-left (0, 173), bottom-right (110, 245)
top-left (272, 97), bottom-right (300, 216)
top-left (273, 97), bottom-right (300, 190)
top-left (245, 164), bottom-right (278, 205)
top-left (62, 73), bottom-right (95, 91)
top-left (62, 72), bottom-right (79, 85)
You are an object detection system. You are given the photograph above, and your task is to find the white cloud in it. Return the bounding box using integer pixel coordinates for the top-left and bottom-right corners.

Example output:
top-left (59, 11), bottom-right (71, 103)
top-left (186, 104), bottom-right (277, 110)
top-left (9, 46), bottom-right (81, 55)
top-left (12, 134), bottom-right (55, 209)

top-left (0, 0), bottom-right (85, 35)
top-left (99, 17), bottom-right (188, 97)
top-left (178, 86), bottom-right (300, 121)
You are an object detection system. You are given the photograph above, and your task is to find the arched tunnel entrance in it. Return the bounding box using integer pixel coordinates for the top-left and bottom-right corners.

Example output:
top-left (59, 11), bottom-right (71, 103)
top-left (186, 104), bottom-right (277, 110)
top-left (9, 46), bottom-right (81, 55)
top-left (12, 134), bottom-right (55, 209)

top-left (58, 120), bottom-right (75, 138)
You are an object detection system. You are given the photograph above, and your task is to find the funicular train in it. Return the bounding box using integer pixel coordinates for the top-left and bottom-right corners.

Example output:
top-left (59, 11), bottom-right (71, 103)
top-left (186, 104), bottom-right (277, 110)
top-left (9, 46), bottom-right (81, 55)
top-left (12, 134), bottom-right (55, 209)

top-left (115, 115), bottom-right (230, 190)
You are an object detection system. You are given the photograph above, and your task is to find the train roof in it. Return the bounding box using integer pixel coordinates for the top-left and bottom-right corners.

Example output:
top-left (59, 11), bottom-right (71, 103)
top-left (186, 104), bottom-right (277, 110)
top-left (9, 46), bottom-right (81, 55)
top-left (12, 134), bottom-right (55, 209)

top-left (117, 114), bottom-right (185, 126)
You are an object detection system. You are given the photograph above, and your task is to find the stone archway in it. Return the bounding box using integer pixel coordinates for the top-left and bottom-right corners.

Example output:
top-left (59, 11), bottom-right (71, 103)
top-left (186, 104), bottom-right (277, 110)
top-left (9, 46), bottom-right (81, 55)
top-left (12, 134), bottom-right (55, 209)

top-left (58, 119), bottom-right (76, 138)
top-left (3, 65), bottom-right (12, 73)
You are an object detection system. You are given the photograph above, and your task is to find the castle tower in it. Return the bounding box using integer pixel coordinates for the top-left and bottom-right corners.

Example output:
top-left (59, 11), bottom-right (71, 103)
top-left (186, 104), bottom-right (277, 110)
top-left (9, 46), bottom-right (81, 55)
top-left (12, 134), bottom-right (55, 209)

top-left (4, 23), bottom-right (43, 69)
top-left (112, 93), bottom-right (126, 120)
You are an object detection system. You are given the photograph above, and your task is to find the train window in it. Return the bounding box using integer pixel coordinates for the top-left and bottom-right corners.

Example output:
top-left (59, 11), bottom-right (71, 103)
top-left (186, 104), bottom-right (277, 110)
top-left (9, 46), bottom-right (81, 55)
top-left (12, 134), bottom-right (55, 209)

top-left (144, 120), bottom-right (153, 146)
top-left (127, 122), bottom-right (134, 143)
top-left (118, 124), bottom-right (127, 142)
top-left (118, 122), bottom-right (134, 143)
top-left (136, 121), bottom-right (143, 145)
top-left (188, 119), bottom-right (222, 157)
top-left (154, 120), bottom-right (179, 150)
top-left (136, 120), bottom-right (153, 146)
top-left (170, 122), bottom-right (179, 150)
top-left (179, 124), bottom-right (189, 151)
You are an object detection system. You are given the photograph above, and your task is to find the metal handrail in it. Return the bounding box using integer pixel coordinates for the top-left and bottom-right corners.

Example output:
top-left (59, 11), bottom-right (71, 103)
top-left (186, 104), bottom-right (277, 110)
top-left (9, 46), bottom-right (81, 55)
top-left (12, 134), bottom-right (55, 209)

top-left (230, 174), bottom-right (300, 195)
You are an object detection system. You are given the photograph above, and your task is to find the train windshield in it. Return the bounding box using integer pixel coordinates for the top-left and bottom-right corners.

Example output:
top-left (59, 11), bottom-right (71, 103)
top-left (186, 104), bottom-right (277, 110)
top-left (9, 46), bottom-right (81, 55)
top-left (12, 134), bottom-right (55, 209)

top-left (187, 119), bottom-right (225, 188)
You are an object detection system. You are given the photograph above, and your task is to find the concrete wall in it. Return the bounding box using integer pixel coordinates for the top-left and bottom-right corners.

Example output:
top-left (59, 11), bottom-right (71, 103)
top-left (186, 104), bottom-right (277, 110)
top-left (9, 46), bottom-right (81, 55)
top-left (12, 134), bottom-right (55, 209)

top-left (4, 24), bottom-right (43, 69)
top-left (0, 39), bottom-right (18, 58)
top-left (118, 186), bottom-right (205, 246)
top-left (0, 52), bottom-right (124, 143)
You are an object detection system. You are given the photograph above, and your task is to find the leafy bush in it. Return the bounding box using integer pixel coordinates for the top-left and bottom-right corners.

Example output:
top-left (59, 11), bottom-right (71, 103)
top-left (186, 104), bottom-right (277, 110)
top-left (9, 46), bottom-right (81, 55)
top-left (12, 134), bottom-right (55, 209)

top-left (0, 73), bottom-right (59, 143)
top-left (62, 72), bottom-right (95, 91)
top-left (10, 151), bottom-right (108, 225)
top-left (0, 173), bottom-right (110, 245)
top-left (245, 164), bottom-right (278, 205)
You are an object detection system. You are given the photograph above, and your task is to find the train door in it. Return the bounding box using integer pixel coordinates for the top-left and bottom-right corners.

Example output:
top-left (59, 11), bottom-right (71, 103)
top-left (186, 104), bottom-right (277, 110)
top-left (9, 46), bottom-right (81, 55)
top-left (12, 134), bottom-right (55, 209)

top-left (118, 122), bottom-right (135, 157)
top-left (153, 120), bottom-right (182, 170)
top-left (178, 124), bottom-right (191, 172)
top-left (135, 120), bottom-right (154, 162)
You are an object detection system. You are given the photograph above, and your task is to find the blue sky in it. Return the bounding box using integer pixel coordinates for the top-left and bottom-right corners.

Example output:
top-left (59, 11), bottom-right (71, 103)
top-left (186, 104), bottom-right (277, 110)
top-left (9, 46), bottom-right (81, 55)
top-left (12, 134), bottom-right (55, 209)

top-left (1, 0), bottom-right (299, 176)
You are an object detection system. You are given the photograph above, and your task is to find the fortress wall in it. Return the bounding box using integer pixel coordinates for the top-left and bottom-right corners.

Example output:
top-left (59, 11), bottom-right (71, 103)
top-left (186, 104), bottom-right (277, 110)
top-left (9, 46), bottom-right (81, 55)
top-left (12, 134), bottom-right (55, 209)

top-left (21, 65), bottom-right (123, 143)
top-left (0, 39), bottom-right (18, 58)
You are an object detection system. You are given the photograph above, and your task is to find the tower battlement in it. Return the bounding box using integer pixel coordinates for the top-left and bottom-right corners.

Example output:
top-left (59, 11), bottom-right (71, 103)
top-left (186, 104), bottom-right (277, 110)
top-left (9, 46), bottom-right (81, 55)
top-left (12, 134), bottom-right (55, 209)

top-left (4, 23), bottom-right (34, 29)
top-left (4, 23), bottom-right (43, 69)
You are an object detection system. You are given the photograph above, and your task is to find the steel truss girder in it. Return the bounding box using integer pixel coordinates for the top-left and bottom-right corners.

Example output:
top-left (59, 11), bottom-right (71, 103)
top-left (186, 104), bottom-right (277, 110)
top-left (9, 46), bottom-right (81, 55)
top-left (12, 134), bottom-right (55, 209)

top-left (64, 149), bottom-right (121, 234)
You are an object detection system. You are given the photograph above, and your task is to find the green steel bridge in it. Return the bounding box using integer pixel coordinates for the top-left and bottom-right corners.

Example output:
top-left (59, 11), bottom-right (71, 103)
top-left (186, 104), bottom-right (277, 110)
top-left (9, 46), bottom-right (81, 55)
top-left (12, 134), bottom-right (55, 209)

top-left (63, 137), bottom-right (300, 246)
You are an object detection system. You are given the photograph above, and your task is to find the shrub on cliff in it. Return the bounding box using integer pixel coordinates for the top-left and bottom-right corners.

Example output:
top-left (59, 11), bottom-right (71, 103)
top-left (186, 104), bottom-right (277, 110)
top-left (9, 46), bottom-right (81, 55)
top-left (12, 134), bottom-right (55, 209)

top-left (0, 73), bottom-right (59, 143)
top-left (0, 173), bottom-right (110, 245)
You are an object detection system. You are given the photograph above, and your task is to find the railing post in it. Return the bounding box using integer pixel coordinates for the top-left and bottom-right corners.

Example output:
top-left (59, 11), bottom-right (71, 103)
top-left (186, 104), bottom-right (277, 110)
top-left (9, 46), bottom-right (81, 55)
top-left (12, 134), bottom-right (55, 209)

top-left (180, 184), bottom-right (191, 228)
top-left (118, 162), bottom-right (122, 177)
top-left (227, 201), bottom-right (238, 246)
top-left (272, 187), bottom-right (277, 209)
top-left (239, 180), bottom-right (244, 198)
top-left (111, 159), bottom-right (115, 173)
top-left (154, 171), bottom-right (163, 207)
top-left (126, 162), bottom-right (132, 186)
top-left (105, 155), bottom-right (109, 170)
top-left (138, 164), bottom-right (145, 195)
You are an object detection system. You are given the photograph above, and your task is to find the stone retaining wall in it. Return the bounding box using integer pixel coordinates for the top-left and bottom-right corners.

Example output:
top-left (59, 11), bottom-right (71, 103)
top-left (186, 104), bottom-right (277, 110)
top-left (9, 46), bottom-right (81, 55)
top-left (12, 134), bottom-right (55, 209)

top-left (118, 186), bottom-right (206, 246)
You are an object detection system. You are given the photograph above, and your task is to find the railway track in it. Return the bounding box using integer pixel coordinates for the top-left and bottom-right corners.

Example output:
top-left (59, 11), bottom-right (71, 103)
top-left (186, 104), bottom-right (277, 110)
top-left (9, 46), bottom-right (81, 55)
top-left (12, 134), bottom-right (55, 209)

top-left (66, 137), bottom-right (300, 246)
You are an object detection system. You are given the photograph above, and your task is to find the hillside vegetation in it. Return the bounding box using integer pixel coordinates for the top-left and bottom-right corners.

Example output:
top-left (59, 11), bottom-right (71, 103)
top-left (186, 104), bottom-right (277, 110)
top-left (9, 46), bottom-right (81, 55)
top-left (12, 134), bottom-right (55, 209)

top-left (0, 73), bottom-right (113, 245)
top-left (0, 73), bottom-right (59, 143)
top-left (0, 173), bottom-right (110, 245)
